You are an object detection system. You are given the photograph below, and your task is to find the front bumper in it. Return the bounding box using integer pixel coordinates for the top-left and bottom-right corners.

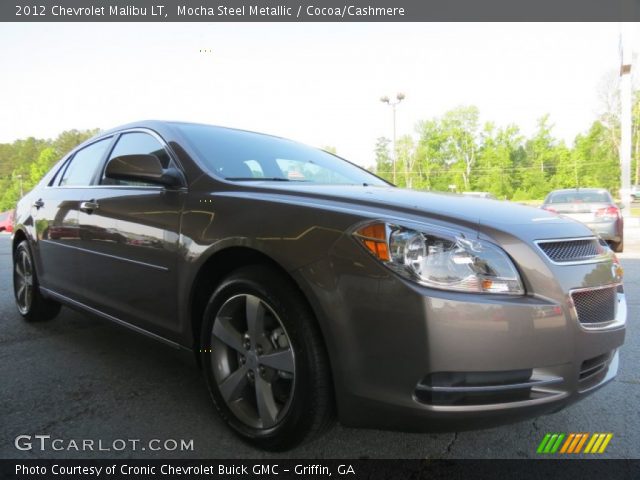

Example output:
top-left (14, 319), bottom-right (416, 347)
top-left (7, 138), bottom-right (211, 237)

top-left (295, 237), bottom-right (626, 432)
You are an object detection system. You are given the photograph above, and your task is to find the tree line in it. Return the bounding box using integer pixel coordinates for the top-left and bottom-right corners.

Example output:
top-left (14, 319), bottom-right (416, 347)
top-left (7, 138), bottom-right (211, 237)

top-left (0, 88), bottom-right (638, 212)
top-left (374, 90), bottom-right (640, 200)
top-left (0, 129), bottom-right (99, 211)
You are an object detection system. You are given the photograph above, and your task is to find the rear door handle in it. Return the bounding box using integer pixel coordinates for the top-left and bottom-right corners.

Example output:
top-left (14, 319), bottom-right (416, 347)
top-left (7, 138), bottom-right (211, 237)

top-left (79, 201), bottom-right (99, 213)
top-left (33, 199), bottom-right (44, 209)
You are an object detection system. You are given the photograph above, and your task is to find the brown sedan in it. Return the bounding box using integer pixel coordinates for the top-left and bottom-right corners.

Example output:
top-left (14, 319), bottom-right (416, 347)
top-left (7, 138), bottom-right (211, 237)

top-left (12, 121), bottom-right (626, 450)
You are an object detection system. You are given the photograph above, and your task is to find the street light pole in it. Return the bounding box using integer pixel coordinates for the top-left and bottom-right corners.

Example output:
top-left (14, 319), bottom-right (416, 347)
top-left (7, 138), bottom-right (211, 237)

top-left (380, 93), bottom-right (405, 185)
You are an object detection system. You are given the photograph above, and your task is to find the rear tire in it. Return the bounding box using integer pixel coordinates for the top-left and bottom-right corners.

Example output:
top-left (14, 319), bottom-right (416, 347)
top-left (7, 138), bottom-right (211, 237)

top-left (200, 264), bottom-right (333, 450)
top-left (13, 240), bottom-right (61, 322)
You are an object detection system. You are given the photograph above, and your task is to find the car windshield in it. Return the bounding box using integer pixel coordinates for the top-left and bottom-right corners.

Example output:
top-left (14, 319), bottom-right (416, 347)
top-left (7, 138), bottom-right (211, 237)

top-left (175, 123), bottom-right (388, 186)
top-left (547, 191), bottom-right (611, 204)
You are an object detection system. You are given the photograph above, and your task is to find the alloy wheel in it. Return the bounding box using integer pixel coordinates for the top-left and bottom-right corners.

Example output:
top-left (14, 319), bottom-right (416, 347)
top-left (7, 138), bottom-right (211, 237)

top-left (210, 294), bottom-right (296, 429)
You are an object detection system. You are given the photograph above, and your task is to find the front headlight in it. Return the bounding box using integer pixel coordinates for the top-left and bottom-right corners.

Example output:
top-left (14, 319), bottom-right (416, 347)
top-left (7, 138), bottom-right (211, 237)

top-left (353, 222), bottom-right (524, 295)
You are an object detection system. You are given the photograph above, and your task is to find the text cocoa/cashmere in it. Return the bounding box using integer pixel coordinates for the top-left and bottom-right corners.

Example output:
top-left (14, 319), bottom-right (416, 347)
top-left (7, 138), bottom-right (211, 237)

top-left (15, 463), bottom-right (356, 476)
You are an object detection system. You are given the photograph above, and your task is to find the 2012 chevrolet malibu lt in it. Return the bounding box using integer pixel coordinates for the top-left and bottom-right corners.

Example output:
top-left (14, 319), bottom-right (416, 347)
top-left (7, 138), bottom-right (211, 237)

top-left (12, 121), bottom-right (626, 450)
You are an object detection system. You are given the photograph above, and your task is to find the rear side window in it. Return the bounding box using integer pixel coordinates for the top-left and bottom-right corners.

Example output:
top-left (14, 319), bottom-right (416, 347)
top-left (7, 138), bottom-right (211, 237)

top-left (102, 132), bottom-right (171, 186)
top-left (59, 139), bottom-right (111, 187)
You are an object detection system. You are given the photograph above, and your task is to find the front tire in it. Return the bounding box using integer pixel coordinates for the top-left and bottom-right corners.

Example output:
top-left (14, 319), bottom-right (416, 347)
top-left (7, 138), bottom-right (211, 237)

top-left (13, 240), bottom-right (61, 322)
top-left (200, 265), bottom-right (333, 450)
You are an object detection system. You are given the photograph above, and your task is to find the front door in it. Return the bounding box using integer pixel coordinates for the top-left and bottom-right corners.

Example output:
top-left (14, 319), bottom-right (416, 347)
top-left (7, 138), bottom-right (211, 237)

top-left (75, 131), bottom-right (183, 338)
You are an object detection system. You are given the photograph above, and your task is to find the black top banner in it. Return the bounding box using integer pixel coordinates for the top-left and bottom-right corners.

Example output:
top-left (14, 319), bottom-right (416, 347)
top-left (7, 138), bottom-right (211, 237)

top-left (2, 0), bottom-right (640, 22)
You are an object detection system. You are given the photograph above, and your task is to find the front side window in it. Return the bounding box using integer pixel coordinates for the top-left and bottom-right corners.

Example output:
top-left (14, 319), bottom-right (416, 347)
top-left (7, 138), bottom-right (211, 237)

top-left (59, 138), bottom-right (112, 187)
top-left (175, 123), bottom-right (388, 186)
top-left (102, 132), bottom-right (171, 186)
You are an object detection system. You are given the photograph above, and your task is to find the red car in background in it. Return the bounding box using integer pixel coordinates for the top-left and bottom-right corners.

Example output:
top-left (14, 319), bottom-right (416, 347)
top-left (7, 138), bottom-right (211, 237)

top-left (0, 210), bottom-right (15, 233)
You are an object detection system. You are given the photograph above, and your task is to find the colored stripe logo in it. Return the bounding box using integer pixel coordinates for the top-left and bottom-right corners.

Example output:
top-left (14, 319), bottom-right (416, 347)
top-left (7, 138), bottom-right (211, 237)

top-left (537, 433), bottom-right (613, 454)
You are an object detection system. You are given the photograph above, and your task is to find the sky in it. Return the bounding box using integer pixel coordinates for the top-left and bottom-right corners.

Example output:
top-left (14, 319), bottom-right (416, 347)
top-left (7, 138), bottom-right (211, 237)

top-left (0, 22), bottom-right (638, 168)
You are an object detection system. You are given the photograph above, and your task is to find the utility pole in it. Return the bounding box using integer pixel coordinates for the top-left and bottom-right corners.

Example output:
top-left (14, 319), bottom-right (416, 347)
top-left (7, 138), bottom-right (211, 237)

top-left (380, 93), bottom-right (405, 185)
top-left (619, 24), bottom-right (633, 215)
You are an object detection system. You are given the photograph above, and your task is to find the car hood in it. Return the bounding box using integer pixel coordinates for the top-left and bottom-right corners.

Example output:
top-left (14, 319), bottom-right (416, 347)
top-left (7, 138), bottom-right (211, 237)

top-left (240, 184), bottom-right (594, 242)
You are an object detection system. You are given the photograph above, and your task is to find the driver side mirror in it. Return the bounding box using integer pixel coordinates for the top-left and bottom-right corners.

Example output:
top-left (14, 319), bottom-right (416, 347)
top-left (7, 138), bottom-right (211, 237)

top-left (105, 154), bottom-right (184, 188)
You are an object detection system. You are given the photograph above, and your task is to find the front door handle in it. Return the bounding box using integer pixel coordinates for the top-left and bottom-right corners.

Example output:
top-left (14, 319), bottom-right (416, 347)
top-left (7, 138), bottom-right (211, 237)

top-left (33, 199), bottom-right (44, 209)
top-left (79, 200), bottom-right (99, 213)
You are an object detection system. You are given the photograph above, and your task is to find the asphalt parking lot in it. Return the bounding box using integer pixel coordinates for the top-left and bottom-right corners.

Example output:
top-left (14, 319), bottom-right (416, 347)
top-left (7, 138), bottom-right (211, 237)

top-left (0, 226), bottom-right (638, 460)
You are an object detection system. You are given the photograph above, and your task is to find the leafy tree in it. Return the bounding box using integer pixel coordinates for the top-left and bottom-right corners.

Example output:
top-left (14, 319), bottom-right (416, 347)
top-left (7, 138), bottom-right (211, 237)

top-left (394, 135), bottom-right (416, 188)
top-left (441, 106), bottom-right (480, 191)
top-left (473, 123), bottom-right (522, 199)
top-left (414, 119), bottom-right (448, 191)
top-left (53, 129), bottom-right (100, 159)
top-left (0, 129), bottom-right (98, 211)
top-left (570, 121), bottom-right (620, 193)
top-left (374, 137), bottom-right (391, 178)
top-left (374, 98), bottom-right (639, 201)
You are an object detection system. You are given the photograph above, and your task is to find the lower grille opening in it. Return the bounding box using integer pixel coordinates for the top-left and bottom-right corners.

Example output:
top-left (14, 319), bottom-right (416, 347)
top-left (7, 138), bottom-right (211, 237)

top-left (579, 352), bottom-right (611, 381)
top-left (415, 369), bottom-right (561, 407)
top-left (571, 286), bottom-right (617, 325)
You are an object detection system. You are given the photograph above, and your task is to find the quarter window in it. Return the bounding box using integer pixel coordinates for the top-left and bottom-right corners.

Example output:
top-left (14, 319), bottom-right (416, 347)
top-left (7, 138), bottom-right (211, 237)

top-left (59, 138), bottom-right (112, 187)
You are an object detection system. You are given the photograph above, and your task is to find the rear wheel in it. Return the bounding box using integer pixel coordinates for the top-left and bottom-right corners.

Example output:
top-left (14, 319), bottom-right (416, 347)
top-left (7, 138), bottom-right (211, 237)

top-left (200, 265), bottom-right (333, 450)
top-left (13, 240), bottom-right (61, 322)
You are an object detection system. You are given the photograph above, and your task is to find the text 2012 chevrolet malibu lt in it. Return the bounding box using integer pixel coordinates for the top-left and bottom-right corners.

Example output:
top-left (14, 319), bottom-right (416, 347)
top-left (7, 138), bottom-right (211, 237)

top-left (12, 121), bottom-right (626, 450)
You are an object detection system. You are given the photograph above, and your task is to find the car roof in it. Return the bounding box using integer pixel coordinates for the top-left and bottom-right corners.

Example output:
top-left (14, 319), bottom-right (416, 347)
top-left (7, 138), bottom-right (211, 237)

top-left (64, 120), bottom-right (302, 163)
top-left (98, 120), bottom-right (291, 143)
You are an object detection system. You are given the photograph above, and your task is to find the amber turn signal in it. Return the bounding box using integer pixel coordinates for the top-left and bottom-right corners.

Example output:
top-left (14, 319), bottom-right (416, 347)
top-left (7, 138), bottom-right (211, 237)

top-left (355, 223), bottom-right (390, 261)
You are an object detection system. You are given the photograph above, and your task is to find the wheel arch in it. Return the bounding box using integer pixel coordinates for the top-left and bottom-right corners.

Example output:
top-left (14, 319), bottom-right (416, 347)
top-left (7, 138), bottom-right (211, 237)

top-left (12, 228), bottom-right (27, 257)
top-left (188, 246), bottom-right (331, 365)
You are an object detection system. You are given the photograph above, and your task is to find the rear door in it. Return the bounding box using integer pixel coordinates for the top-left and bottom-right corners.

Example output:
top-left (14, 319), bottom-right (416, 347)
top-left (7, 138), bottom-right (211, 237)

top-left (34, 137), bottom-right (114, 299)
top-left (74, 130), bottom-right (184, 338)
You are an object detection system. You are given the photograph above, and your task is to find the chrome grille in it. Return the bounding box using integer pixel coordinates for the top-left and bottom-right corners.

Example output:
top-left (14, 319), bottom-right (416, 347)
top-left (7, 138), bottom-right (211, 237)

top-left (537, 238), bottom-right (602, 263)
top-left (571, 287), bottom-right (617, 325)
